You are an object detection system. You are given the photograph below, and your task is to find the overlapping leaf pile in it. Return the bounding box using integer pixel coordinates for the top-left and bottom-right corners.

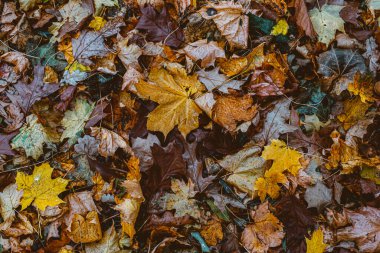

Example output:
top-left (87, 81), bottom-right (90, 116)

top-left (0, 0), bottom-right (379, 252)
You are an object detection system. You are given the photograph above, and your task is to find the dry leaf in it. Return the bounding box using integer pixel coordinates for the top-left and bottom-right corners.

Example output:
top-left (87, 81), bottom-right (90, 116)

top-left (199, 2), bottom-right (248, 48)
top-left (241, 201), bottom-right (285, 253)
top-left (306, 228), bottom-right (328, 253)
top-left (337, 97), bottom-right (370, 130)
top-left (15, 163), bottom-right (68, 211)
top-left (69, 211), bottom-right (102, 243)
top-left (200, 218), bottom-right (223, 246)
top-left (0, 184), bottom-right (23, 230)
top-left (135, 66), bottom-right (204, 137)
top-left (184, 39), bottom-right (226, 68)
top-left (212, 94), bottom-right (258, 132)
top-left (85, 225), bottom-right (121, 253)
top-left (91, 127), bottom-right (133, 157)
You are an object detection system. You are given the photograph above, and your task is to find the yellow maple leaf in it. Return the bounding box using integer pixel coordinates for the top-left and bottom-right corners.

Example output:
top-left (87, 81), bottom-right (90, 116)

top-left (254, 170), bottom-right (288, 201)
top-left (306, 228), bottom-right (328, 253)
top-left (271, 19), bottom-right (289, 36)
top-left (135, 66), bottom-right (204, 137)
top-left (89, 16), bottom-right (107, 31)
top-left (15, 163), bottom-right (68, 211)
top-left (261, 139), bottom-right (303, 175)
top-left (347, 73), bottom-right (374, 103)
top-left (337, 97), bottom-right (370, 130)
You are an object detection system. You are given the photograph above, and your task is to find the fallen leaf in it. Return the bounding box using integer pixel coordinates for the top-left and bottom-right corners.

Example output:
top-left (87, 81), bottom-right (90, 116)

top-left (135, 66), bottom-right (204, 137)
top-left (85, 225), bottom-right (121, 253)
top-left (241, 201), bottom-right (285, 253)
top-left (88, 16), bottom-right (107, 31)
top-left (0, 184), bottom-right (23, 230)
top-left (337, 207), bottom-right (380, 252)
top-left (363, 37), bottom-right (380, 75)
top-left (306, 228), bottom-right (328, 253)
top-left (217, 43), bottom-right (265, 76)
top-left (200, 2), bottom-right (248, 48)
top-left (160, 178), bottom-right (201, 219)
top-left (69, 211), bottom-right (102, 243)
top-left (337, 97), bottom-right (370, 130)
top-left (212, 94), bottom-right (258, 132)
top-left (254, 169), bottom-right (288, 201)
top-left (117, 39), bottom-right (142, 69)
top-left (136, 5), bottom-right (184, 48)
top-left (201, 218), bottom-right (223, 246)
top-left (184, 40), bottom-right (226, 68)
top-left (294, 0), bottom-right (316, 37)
top-left (253, 98), bottom-right (297, 142)
top-left (94, 0), bottom-right (117, 15)
top-left (65, 191), bottom-right (98, 231)
top-left (261, 139), bottom-right (303, 175)
top-left (91, 127), bottom-right (132, 157)
top-left (304, 181), bottom-right (332, 209)
top-left (302, 114), bottom-right (330, 132)
top-left (317, 48), bottom-right (367, 94)
top-left (11, 114), bottom-right (55, 160)
top-left (72, 30), bottom-right (109, 66)
top-left (347, 73), bottom-right (375, 103)
top-left (131, 134), bottom-right (160, 172)
top-left (61, 99), bottom-right (94, 146)
top-left (197, 67), bottom-right (246, 93)
top-left (0, 132), bottom-right (17, 156)
top-left (309, 4), bottom-right (345, 45)
top-left (218, 144), bottom-right (265, 196)
top-left (15, 163), bottom-right (68, 211)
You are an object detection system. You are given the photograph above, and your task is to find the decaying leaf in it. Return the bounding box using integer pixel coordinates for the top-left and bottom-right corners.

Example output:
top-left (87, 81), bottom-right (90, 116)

top-left (200, 2), bottom-right (248, 49)
top-left (15, 163), bottom-right (68, 211)
top-left (184, 40), bottom-right (226, 68)
top-left (197, 67), bottom-right (246, 93)
top-left (91, 127), bottom-right (132, 157)
top-left (309, 4), bottom-right (345, 45)
top-left (200, 218), bottom-right (223, 246)
top-left (69, 210), bottom-right (102, 243)
top-left (135, 66), bottom-right (204, 137)
top-left (337, 97), bottom-right (371, 130)
top-left (0, 184), bottom-right (23, 230)
top-left (241, 201), bottom-right (285, 253)
top-left (160, 179), bottom-right (201, 219)
top-left (61, 99), bottom-right (94, 146)
top-left (218, 144), bottom-right (265, 196)
top-left (85, 225), bottom-right (121, 253)
top-left (11, 114), bottom-right (56, 159)
top-left (212, 94), bottom-right (258, 132)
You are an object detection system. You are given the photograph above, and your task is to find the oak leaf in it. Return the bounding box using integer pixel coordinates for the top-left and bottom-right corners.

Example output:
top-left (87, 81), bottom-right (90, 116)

top-left (15, 163), bottom-right (68, 211)
top-left (135, 66), bottom-right (204, 137)
top-left (306, 228), bottom-right (328, 253)
top-left (241, 202), bottom-right (285, 253)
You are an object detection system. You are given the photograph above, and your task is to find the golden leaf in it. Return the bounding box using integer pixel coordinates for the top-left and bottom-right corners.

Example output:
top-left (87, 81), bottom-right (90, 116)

top-left (337, 97), bottom-right (371, 130)
top-left (261, 139), bottom-right (302, 175)
top-left (347, 73), bottom-right (374, 103)
top-left (217, 43), bottom-right (265, 76)
top-left (306, 228), bottom-right (328, 253)
top-left (254, 170), bottom-right (288, 201)
top-left (88, 16), bottom-right (107, 31)
top-left (271, 19), bottom-right (289, 36)
top-left (15, 163), bottom-right (68, 211)
top-left (135, 66), bottom-right (204, 137)
top-left (241, 202), bottom-right (285, 253)
top-left (200, 218), bottom-right (223, 246)
top-left (69, 211), bottom-right (102, 243)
